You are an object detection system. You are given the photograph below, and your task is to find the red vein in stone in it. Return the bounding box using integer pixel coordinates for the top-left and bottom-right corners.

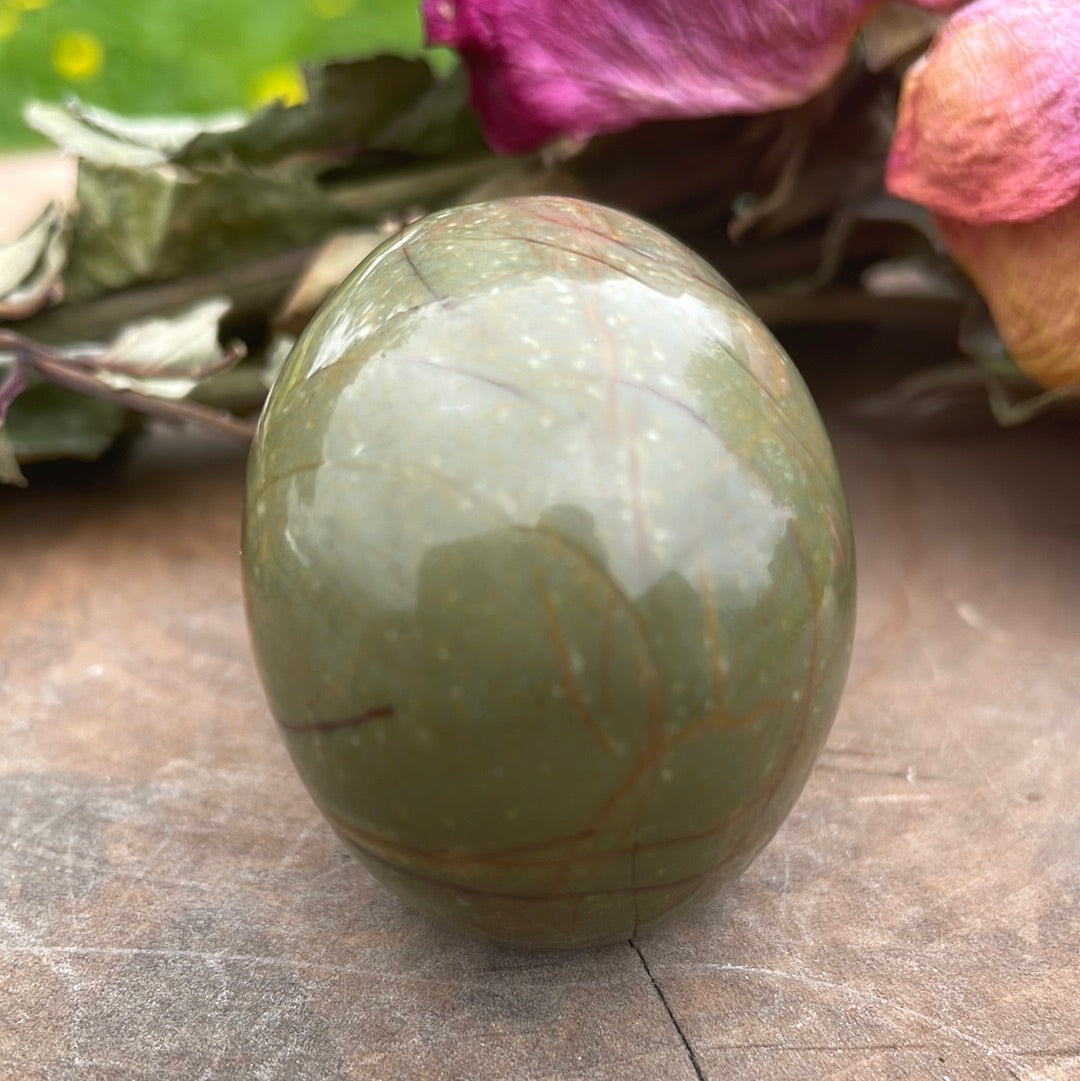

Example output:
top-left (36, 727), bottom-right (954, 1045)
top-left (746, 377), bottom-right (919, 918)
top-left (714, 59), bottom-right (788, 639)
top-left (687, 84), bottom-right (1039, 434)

top-left (278, 704), bottom-right (395, 735)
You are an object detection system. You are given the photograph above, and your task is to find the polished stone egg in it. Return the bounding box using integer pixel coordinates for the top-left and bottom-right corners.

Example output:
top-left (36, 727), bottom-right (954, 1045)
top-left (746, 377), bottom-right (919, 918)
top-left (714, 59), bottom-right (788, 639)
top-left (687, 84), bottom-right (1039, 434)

top-left (242, 196), bottom-right (855, 948)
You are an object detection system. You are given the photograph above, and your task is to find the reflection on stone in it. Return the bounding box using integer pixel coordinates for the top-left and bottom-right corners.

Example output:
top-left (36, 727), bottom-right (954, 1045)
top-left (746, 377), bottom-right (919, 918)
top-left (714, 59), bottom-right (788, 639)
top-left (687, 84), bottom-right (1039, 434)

top-left (243, 196), bottom-right (855, 946)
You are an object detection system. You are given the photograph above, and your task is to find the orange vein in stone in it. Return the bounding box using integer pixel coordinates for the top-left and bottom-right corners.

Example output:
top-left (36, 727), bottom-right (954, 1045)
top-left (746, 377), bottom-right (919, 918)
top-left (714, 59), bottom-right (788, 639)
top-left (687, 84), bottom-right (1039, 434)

top-left (540, 587), bottom-right (616, 756)
top-left (356, 841), bottom-right (709, 902)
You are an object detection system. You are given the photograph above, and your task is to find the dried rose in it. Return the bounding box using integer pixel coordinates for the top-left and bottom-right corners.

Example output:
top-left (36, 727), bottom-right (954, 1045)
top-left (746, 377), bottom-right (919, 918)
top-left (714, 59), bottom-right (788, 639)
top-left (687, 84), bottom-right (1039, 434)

top-left (423, 0), bottom-right (965, 154)
top-left (887, 0), bottom-right (1080, 388)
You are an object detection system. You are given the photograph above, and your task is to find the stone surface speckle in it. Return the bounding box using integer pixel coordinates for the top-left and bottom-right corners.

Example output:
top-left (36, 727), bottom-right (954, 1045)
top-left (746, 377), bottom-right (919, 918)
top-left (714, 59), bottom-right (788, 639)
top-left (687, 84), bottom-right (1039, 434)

top-left (243, 198), bottom-right (855, 946)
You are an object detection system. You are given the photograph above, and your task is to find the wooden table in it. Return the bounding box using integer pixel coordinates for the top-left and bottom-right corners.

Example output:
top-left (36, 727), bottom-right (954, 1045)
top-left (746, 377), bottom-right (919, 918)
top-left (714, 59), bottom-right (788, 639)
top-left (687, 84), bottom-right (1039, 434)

top-left (2, 164), bottom-right (1078, 1079)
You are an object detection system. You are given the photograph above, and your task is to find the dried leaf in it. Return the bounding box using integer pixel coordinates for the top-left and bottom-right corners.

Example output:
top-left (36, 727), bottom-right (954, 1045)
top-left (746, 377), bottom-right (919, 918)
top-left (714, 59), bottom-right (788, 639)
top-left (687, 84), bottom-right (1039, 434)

top-left (369, 64), bottom-right (486, 157)
top-left (81, 298), bottom-right (236, 399)
top-left (0, 203), bottom-right (67, 319)
top-left (860, 255), bottom-right (963, 299)
top-left (326, 155), bottom-right (512, 217)
top-left (851, 295), bottom-right (1080, 429)
top-left (958, 300), bottom-right (1009, 364)
top-left (0, 354), bottom-right (29, 485)
top-left (806, 191), bottom-right (942, 291)
top-left (860, 3), bottom-right (946, 72)
top-left (28, 58), bottom-right (483, 172)
top-left (985, 379), bottom-right (1080, 425)
top-left (0, 429), bottom-right (27, 487)
top-left (32, 57), bottom-right (509, 308)
top-left (64, 161), bottom-right (350, 300)
top-left (24, 99), bottom-right (247, 168)
top-left (20, 247), bottom-right (313, 349)
top-left (176, 56), bottom-right (437, 167)
top-left (261, 334), bottom-right (296, 388)
top-left (276, 230), bottom-right (387, 335)
top-left (953, 301), bottom-right (1078, 422)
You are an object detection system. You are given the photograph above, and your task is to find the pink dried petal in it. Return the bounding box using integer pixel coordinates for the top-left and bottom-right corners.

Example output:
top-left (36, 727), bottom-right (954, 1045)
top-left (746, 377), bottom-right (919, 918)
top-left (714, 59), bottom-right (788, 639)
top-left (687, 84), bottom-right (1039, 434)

top-left (887, 0), bottom-right (1080, 225)
top-left (424, 0), bottom-right (893, 154)
top-left (938, 199), bottom-right (1080, 389)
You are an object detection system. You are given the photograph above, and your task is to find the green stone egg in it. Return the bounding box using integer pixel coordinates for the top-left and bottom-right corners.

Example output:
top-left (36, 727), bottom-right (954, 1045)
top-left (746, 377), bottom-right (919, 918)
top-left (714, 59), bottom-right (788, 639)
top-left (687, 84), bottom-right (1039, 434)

top-left (242, 196), bottom-right (855, 948)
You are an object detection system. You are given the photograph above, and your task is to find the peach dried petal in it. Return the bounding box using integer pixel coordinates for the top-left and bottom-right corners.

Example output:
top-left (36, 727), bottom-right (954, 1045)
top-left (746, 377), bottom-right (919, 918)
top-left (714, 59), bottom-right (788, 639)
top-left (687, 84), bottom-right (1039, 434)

top-left (938, 198), bottom-right (1080, 389)
top-left (887, 0), bottom-right (1080, 224)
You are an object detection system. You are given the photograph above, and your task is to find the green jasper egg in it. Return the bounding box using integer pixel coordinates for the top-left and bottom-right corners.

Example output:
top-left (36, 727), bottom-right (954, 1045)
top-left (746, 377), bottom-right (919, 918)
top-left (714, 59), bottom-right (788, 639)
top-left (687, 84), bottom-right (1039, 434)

top-left (242, 195), bottom-right (855, 949)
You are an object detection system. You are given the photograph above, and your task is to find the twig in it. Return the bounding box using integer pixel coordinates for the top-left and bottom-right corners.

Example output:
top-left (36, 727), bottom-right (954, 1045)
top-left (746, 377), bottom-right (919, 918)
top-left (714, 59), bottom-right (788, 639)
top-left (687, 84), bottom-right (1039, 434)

top-left (66, 339), bottom-right (247, 381)
top-left (16, 246), bottom-right (316, 346)
top-left (0, 349), bottom-right (29, 424)
top-left (0, 330), bottom-right (257, 441)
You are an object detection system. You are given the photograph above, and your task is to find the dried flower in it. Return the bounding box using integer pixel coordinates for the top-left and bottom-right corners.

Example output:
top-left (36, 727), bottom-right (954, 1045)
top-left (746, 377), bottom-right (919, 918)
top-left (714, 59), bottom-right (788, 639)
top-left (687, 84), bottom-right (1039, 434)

top-left (887, 0), bottom-right (1080, 388)
top-left (423, 0), bottom-right (962, 153)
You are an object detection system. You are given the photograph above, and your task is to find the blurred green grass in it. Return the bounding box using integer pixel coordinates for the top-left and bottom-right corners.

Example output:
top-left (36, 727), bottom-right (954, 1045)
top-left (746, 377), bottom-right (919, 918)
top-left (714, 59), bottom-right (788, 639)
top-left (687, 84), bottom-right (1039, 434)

top-left (0, 0), bottom-right (425, 151)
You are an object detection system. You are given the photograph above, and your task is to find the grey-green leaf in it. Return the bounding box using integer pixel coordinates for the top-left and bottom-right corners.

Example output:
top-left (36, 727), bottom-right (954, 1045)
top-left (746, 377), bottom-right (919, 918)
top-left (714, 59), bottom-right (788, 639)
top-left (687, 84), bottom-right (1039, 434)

top-left (63, 160), bottom-right (350, 300)
top-left (369, 64), bottom-right (486, 158)
top-left (176, 56), bottom-right (437, 168)
top-left (275, 230), bottom-right (386, 335)
top-left (860, 4), bottom-right (947, 72)
top-left (88, 297), bottom-right (235, 399)
top-left (0, 429), bottom-right (28, 486)
top-left (24, 99), bottom-right (247, 168)
top-left (3, 380), bottom-right (129, 467)
top-left (0, 203), bottom-right (68, 319)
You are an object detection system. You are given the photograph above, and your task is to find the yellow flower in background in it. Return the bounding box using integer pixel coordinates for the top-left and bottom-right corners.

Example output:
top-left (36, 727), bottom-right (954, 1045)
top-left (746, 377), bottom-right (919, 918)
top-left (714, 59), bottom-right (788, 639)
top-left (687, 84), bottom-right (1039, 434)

top-left (52, 30), bottom-right (103, 81)
top-left (9, 0), bottom-right (50, 10)
top-left (308, 0), bottom-right (354, 18)
top-left (248, 64), bottom-right (307, 110)
top-left (0, 9), bottom-right (18, 41)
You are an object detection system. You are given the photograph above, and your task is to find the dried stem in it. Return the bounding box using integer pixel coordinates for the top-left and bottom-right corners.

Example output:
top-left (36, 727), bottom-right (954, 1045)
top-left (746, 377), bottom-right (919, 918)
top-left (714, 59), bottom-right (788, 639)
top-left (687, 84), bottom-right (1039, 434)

top-left (0, 329), bottom-right (257, 441)
top-left (0, 348), bottom-right (29, 424)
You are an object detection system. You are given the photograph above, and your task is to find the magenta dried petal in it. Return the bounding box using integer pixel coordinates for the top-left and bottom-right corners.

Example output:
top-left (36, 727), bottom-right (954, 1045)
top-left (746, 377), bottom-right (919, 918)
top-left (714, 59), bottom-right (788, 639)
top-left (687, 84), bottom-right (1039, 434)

top-left (887, 0), bottom-right (1080, 224)
top-left (424, 0), bottom-right (891, 154)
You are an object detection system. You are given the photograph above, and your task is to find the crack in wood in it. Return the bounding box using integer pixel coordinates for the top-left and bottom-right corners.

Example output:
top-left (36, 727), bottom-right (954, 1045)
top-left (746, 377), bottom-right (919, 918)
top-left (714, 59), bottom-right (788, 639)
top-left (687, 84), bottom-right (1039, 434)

top-left (629, 940), bottom-right (706, 1081)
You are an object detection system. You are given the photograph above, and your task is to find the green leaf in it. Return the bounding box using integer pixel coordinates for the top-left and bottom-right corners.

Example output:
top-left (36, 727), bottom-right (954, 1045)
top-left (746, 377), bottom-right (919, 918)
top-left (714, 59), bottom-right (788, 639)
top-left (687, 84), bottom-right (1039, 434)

top-left (0, 203), bottom-right (68, 319)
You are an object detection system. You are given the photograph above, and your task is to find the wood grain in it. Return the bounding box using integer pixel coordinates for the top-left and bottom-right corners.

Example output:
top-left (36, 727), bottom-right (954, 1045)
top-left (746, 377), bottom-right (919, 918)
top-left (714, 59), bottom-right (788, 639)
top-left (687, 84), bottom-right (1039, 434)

top-left (1, 159), bottom-right (1078, 1080)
